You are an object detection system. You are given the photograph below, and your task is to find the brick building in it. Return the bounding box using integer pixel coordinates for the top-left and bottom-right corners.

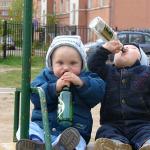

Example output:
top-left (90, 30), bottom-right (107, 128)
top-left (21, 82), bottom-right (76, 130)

top-left (33, 0), bottom-right (41, 22)
top-left (45, 0), bottom-right (150, 42)
top-left (0, 0), bottom-right (150, 30)
top-left (47, 0), bottom-right (110, 27)
top-left (0, 0), bottom-right (150, 42)
top-left (46, 0), bottom-right (150, 30)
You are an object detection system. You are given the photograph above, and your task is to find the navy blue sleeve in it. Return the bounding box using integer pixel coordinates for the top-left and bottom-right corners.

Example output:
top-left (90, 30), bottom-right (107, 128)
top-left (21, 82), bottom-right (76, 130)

top-left (75, 72), bottom-right (105, 108)
top-left (31, 68), bottom-right (58, 109)
top-left (87, 45), bottom-right (110, 80)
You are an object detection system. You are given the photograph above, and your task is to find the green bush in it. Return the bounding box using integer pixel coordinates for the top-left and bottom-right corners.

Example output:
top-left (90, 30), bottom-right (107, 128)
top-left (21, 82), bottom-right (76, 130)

top-left (32, 40), bottom-right (43, 49)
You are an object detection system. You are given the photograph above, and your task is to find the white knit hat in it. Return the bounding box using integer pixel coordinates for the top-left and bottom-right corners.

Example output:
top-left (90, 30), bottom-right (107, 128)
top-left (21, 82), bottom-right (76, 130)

top-left (139, 48), bottom-right (149, 66)
top-left (124, 43), bottom-right (149, 66)
top-left (46, 35), bottom-right (87, 70)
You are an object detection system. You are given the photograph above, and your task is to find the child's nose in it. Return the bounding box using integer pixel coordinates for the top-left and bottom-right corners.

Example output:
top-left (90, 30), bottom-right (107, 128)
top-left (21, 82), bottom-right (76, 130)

top-left (63, 65), bottom-right (70, 71)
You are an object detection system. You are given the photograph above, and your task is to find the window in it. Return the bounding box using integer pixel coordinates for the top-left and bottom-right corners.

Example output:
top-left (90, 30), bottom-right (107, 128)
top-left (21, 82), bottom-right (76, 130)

top-left (145, 35), bottom-right (150, 44)
top-left (66, 0), bottom-right (69, 12)
top-left (88, 0), bottom-right (92, 9)
top-left (42, 10), bottom-right (46, 24)
top-left (53, 1), bottom-right (56, 13)
top-left (118, 34), bottom-right (128, 44)
top-left (129, 34), bottom-right (144, 44)
top-left (100, 0), bottom-right (109, 7)
top-left (0, 1), bottom-right (9, 8)
top-left (60, 0), bottom-right (63, 13)
top-left (72, 3), bottom-right (76, 25)
top-left (2, 10), bottom-right (8, 16)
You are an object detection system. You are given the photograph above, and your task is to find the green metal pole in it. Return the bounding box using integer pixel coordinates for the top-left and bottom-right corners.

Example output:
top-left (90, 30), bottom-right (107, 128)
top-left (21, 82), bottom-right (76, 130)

top-left (3, 20), bottom-right (7, 59)
top-left (31, 87), bottom-right (52, 150)
top-left (13, 89), bottom-right (21, 142)
top-left (20, 0), bottom-right (33, 139)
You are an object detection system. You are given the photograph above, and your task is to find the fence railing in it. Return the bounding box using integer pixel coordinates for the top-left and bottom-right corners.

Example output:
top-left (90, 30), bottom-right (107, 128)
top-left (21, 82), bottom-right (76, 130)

top-left (0, 21), bottom-right (96, 58)
top-left (0, 21), bottom-right (150, 59)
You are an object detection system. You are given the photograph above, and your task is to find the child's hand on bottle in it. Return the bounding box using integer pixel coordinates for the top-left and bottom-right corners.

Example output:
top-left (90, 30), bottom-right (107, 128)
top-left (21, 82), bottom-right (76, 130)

top-left (56, 77), bottom-right (70, 92)
top-left (61, 72), bottom-right (84, 87)
top-left (102, 40), bottom-right (123, 54)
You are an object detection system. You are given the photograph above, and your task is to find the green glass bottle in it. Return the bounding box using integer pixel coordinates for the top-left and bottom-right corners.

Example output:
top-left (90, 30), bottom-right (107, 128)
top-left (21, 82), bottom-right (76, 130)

top-left (57, 86), bottom-right (73, 127)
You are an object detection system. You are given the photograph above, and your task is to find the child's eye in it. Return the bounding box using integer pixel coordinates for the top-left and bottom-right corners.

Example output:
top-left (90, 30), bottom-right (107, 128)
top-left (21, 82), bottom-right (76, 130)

top-left (57, 61), bottom-right (63, 65)
top-left (71, 61), bottom-right (78, 65)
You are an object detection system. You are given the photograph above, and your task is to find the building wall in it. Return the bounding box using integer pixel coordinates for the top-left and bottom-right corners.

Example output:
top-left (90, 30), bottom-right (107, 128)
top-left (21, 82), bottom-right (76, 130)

top-left (52, 0), bottom-right (70, 25)
top-left (110, 0), bottom-right (150, 30)
top-left (86, 0), bottom-right (110, 25)
top-left (33, 0), bottom-right (41, 22)
top-left (1, 0), bottom-right (150, 30)
top-left (56, 14), bottom-right (69, 25)
top-left (78, 0), bottom-right (87, 26)
top-left (47, 0), bottom-right (53, 14)
top-left (49, 0), bottom-right (110, 27)
top-left (47, 0), bottom-right (150, 30)
top-left (87, 7), bottom-right (110, 26)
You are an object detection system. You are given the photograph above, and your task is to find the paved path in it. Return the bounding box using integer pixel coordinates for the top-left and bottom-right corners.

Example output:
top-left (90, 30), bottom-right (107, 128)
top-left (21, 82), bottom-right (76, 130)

top-left (0, 88), bottom-right (16, 93)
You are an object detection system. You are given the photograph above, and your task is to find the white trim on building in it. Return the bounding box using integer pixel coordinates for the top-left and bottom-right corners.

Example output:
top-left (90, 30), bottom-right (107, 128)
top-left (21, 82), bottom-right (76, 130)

top-left (41, 0), bottom-right (47, 25)
top-left (70, 0), bottom-right (79, 26)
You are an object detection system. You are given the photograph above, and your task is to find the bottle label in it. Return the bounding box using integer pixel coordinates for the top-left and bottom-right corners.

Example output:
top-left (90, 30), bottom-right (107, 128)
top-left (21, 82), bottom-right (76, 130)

top-left (57, 91), bottom-right (73, 122)
top-left (101, 25), bottom-right (114, 41)
top-left (57, 97), bottom-right (65, 119)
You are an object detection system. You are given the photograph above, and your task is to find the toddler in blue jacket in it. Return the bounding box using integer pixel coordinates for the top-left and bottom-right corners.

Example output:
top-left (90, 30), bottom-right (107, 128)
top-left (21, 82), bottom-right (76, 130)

top-left (16, 35), bottom-right (105, 150)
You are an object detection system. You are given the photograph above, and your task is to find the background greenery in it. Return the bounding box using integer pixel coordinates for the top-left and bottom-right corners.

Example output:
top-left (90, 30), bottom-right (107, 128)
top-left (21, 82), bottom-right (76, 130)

top-left (0, 56), bottom-right (45, 87)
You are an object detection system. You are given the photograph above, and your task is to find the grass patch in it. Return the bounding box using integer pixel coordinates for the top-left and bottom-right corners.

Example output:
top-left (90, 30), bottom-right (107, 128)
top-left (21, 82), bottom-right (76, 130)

top-left (0, 56), bottom-right (45, 68)
top-left (0, 70), bottom-right (21, 87)
top-left (0, 68), bottom-right (42, 88)
top-left (0, 56), bottom-right (45, 87)
top-left (0, 56), bottom-right (22, 67)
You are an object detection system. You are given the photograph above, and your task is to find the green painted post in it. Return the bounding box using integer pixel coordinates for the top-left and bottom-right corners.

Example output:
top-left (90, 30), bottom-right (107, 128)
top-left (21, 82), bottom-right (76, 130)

top-left (31, 87), bottom-right (52, 150)
top-left (3, 20), bottom-right (7, 59)
top-left (13, 89), bottom-right (21, 142)
top-left (20, 0), bottom-right (33, 139)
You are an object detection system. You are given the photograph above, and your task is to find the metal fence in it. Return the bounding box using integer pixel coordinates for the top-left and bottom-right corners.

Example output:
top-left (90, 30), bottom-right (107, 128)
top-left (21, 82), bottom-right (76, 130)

top-left (1, 21), bottom-right (150, 59)
top-left (0, 21), bottom-right (95, 59)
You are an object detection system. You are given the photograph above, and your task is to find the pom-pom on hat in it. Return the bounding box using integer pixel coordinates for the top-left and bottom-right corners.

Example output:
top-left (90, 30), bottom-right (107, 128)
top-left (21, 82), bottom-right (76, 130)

top-left (46, 35), bottom-right (87, 70)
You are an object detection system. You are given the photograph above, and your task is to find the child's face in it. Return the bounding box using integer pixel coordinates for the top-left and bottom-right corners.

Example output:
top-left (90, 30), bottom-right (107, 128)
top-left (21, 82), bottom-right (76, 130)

top-left (52, 46), bottom-right (82, 77)
top-left (114, 45), bottom-right (141, 68)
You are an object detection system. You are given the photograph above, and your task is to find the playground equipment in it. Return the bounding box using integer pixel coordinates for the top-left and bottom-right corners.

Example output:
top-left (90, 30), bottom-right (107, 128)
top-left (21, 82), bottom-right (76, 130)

top-left (13, 88), bottom-right (52, 150)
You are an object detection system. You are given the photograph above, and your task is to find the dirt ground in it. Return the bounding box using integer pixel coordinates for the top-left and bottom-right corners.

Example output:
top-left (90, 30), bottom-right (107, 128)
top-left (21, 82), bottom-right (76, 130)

top-left (0, 90), bottom-right (100, 143)
top-left (0, 92), bottom-right (14, 143)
